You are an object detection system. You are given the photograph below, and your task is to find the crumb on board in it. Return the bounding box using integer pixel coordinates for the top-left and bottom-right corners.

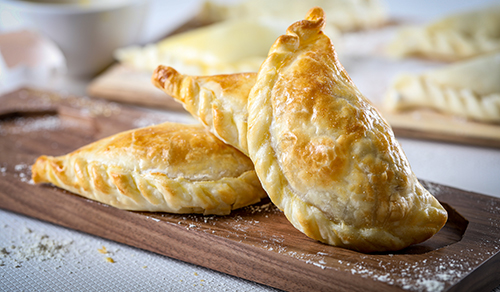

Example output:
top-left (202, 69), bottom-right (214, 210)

top-left (97, 246), bottom-right (107, 254)
top-left (105, 257), bottom-right (114, 263)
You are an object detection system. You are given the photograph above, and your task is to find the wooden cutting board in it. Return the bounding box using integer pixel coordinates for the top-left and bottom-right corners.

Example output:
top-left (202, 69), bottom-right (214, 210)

top-left (88, 64), bottom-right (185, 111)
top-left (1, 88), bottom-right (500, 292)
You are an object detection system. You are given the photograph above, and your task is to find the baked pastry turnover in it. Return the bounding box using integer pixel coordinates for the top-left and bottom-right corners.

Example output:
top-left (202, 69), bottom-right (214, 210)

top-left (152, 67), bottom-right (256, 155)
top-left (154, 7), bottom-right (448, 252)
top-left (32, 122), bottom-right (266, 215)
top-left (385, 53), bottom-right (500, 123)
top-left (387, 7), bottom-right (500, 62)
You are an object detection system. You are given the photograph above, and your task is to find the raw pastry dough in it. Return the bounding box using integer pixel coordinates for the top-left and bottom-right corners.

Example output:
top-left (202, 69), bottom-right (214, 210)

top-left (116, 19), bottom-right (281, 75)
top-left (31, 122), bottom-right (266, 215)
top-left (202, 0), bottom-right (386, 32)
top-left (117, 0), bottom-right (386, 75)
top-left (385, 53), bottom-right (500, 123)
top-left (387, 7), bottom-right (500, 61)
top-left (154, 7), bottom-right (448, 252)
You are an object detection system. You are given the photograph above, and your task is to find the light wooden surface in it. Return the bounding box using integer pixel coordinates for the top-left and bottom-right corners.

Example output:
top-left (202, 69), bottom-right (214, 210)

top-left (88, 64), bottom-right (500, 149)
top-left (87, 64), bottom-right (185, 111)
top-left (1, 88), bottom-right (499, 291)
top-left (382, 109), bottom-right (500, 149)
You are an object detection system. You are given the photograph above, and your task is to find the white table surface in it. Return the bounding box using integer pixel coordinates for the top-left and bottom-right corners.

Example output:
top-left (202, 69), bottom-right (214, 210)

top-left (1, 0), bottom-right (500, 291)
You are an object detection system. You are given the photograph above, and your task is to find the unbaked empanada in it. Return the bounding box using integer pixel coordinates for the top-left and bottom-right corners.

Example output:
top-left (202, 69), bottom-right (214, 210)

top-left (154, 7), bottom-right (448, 252)
top-left (117, 0), bottom-right (379, 76)
top-left (116, 19), bottom-right (295, 75)
top-left (31, 122), bottom-right (266, 215)
top-left (385, 53), bottom-right (500, 123)
top-left (203, 0), bottom-right (386, 32)
top-left (387, 7), bottom-right (500, 62)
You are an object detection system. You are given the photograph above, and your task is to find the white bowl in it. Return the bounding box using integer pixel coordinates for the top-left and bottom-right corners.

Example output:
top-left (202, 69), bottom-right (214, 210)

top-left (0, 0), bottom-right (149, 77)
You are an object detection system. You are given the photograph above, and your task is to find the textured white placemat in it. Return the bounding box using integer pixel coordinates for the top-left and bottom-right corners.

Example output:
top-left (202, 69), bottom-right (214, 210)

top-left (0, 210), bottom-right (278, 291)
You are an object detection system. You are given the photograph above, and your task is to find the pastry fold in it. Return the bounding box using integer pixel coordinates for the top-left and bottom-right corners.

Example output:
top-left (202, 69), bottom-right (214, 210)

top-left (32, 122), bottom-right (266, 215)
top-left (154, 7), bottom-right (448, 252)
top-left (152, 67), bottom-right (256, 155)
top-left (385, 53), bottom-right (500, 123)
top-left (387, 7), bottom-right (500, 62)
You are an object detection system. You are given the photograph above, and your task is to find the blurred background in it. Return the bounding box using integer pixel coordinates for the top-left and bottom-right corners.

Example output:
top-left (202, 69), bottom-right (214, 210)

top-left (0, 0), bottom-right (500, 291)
top-left (1, 0), bottom-right (498, 88)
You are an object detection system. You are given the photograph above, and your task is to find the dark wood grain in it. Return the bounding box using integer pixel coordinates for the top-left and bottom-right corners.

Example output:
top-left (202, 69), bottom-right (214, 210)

top-left (1, 88), bottom-right (499, 292)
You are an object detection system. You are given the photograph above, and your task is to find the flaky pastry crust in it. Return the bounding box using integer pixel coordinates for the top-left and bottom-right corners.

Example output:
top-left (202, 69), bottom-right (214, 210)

top-left (152, 67), bottom-right (256, 155)
top-left (155, 7), bottom-right (448, 252)
top-left (246, 7), bottom-right (447, 252)
top-left (32, 122), bottom-right (266, 215)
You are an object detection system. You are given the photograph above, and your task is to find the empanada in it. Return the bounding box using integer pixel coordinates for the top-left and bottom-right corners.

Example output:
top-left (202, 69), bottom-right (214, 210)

top-left (31, 122), bottom-right (266, 215)
top-left (117, 0), bottom-right (382, 76)
top-left (385, 53), bottom-right (500, 123)
top-left (387, 7), bottom-right (500, 62)
top-left (115, 19), bottom-right (281, 75)
top-left (154, 7), bottom-right (448, 252)
top-left (152, 67), bottom-right (256, 155)
top-left (203, 0), bottom-right (386, 32)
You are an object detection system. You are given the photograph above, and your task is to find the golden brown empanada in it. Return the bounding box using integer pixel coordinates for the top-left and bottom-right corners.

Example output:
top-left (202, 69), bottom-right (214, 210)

top-left (152, 67), bottom-right (256, 155)
top-left (32, 122), bottom-right (266, 215)
top-left (387, 7), bottom-right (500, 62)
top-left (154, 7), bottom-right (448, 252)
top-left (385, 52), bottom-right (500, 123)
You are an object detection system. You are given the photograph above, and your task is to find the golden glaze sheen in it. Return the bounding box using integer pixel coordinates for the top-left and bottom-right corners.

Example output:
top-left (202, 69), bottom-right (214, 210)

top-left (247, 7), bottom-right (447, 252)
top-left (152, 66), bottom-right (256, 155)
top-left (32, 122), bottom-right (266, 215)
top-left (154, 7), bottom-right (447, 252)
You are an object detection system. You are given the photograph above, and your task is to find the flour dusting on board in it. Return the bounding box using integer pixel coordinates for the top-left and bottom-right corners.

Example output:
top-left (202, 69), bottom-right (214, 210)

top-left (146, 197), bottom-right (499, 292)
top-left (0, 116), bottom-right (63, 135)
top-left (33, 88), bottom-right (121, 118)
top-left (422, 181), bottom-right (443, 197)
top-left (0, 165), bottom-right (7, 176)
top-left (349, 238), bottom-right (500, 292)
top-left (0, 88), bottom-right (121, 137)
top-left (12, 163), bottom-right (33, 184)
